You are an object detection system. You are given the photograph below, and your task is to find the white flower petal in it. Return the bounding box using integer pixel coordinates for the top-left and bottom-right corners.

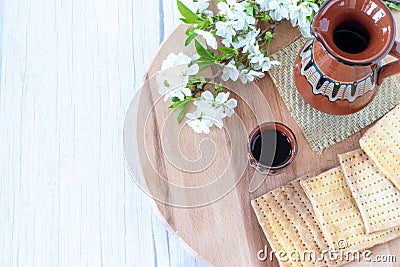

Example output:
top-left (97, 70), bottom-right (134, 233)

top-left (194, 30), bottom-right (218, 50)
top-left (187, 64), bottom-right (199, 76)
top-left (221, 38), bottom-right (232, 48)
top-left (187, 120), bottom-right (203, 134)
top-left (191, 54), bottom-right (200, 61)
top-left (217, 2), bottom-right (229, 12)
top-left (202, 91), bottom-right (214, 100)
top-left (215, 92), bottom-right (230, 104)
top-left (222, 71), bottom-right (230, 82)
top-left (300, 25), bottom-right (311, 38)
top-left (226, 99), bottom-right (237, 109)
top-left (224, 108), bottom-right (235, 117)
top-left (202, 124), bottom-right (211, 134)
top-left (231, 69), bottom-right (240, 81)
top-left (203, 10), bottom-right (213, 18)
top-left (181, 87), bottom-right (192, 97)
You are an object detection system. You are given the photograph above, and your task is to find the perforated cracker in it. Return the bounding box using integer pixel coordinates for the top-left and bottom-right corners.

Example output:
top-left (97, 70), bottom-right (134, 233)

top-left (300, 167), bottom-right (400, 254)
top-left (360, 104), bottom-right (400, 191)
top-left (251, 176), bottom-right (340, 267)
top-left (339, 149), bottom-right (400, 234)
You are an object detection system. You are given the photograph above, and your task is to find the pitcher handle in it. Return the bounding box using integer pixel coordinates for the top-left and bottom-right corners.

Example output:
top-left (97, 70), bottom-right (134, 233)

top-left (377, 41), bottom-right (400, 86)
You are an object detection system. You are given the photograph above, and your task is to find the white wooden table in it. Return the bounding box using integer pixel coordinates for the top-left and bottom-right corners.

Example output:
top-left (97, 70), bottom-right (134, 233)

top-left (0, 0), bottom-right (204, 266)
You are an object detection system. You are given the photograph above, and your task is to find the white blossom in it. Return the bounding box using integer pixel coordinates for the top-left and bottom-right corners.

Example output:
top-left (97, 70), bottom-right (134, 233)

top-left (203, 10), bottom-right (214, 18)
top-left (194, 91), bottom-right (225, 128)
top-left (215, 92), bottom-right (237, 117)
top-left (239, 68), bottom-right (265, 83)
top-left (161, 52), bottom-right (199, 77)
top-left (299, 26), bottom-right (312, 38)
top-left (248, 45), bottom-right (266, 66)
top-left (217, 0), bottom-right (255, 34)
top-left (157, 52), bottom-right (199, 101)
top-left (161, 52), bottom-right (192, 71)
top-left (221, 60), bottom-right (240, 81)
top-left (231, 37), bottom-right (247, 50)
top-left (186, 90), bottom-right (238, 133)
top-left (252, 56), bottom-right (281, 72)
top-left (216, 21), bottom-right (236, 47)
top-left (186, 114), bottom-right (212, 134)
top-left (191, 54), bottom-right (201, 61)
top-left (214, 91), bottom-right (229, 104)
top-left (261, 58), bottom-right (281, 72)
top-left (289, 2), bottom-right (319, 28)
top-left (217, 1), bottom-right (235, 19)
top-left (247, 46), bottom-right (281, 72)
top-left (231, 9), bottom-right (256, 31)
top-left (246, 16), bottom-right (256, 26)
top-left (186, 94), bottom-right (221, 133)
top-left (255, 0), bottom-right (269, 11)
top-left (232, 29), bottom-right (260, 53)
top-left (231, 10), bottom-right (247, 31)
top-left (156, 67), bottom-right (193, 101)
top-left (199, 91), bottom-right (237, 123)
top-left (185, 63), bottom-right (200, 76)
top-left (162, 0), bottom-right (326, 133)
top-left (194, 29), bottom-right (218, 49)
top-left (165, 87), bottom-right (192, 102)
top-left (180, 0), bottom-right (210, 13)
top-left (218, 0), bottom-right (245, 19)
top-left (266, 0), bottom-right (292, 21)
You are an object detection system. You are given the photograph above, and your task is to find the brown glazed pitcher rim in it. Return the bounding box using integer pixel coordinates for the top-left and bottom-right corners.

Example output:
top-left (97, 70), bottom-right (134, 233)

top-left (311, 0), bottom-right (396, 66)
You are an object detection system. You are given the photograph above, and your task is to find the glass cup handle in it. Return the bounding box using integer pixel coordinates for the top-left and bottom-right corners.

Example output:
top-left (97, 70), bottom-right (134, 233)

top-left (377, 40), bottom-right (400, 86)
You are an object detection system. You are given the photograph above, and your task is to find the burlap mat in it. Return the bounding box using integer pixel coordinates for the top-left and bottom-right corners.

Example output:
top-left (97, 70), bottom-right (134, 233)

top-left (269, 37), bottom-right (400, 154)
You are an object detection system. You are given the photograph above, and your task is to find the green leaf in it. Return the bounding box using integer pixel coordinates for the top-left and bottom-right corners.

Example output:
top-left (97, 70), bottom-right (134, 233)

top-left (195, 40), bottom-right (215, 60)
top-left (169, 100), bottom-right (183, 109)
top-left (197, 61), bottom-right (214, 71)
top-left (180, 18), bottom-right (201, 24)
top-left (169, 97), bottom-right (193, 110)
top-left (214, 83), bottom-right (223, 93)
top-left (177, 101), bottom-right (190, 123)
top-left (218, 54), bottom-right (233, 61)
top-left (167, 97), bottom-right (193, 123)
top-left (245, 5), bottom-right (254, 16)
top-left (189, 76), bottom-right (206, 84)
top-left (185, 32), bottom-right (198, 46)
top-left (386, 1), bottom-right (400, 11)
top-left (189, 76), bottom-right (206, 89)
top-left (171, 97), bottom-right (180, 102)
top-left (261, 13), bottom-right (270, 22)
top-left (198, 19), bottom-right (211, 30)
top-left (177, 0), bottom-right (201, 24)
top-left (264, 32), bottom-right (275, 40)
top-left (218, 47), bottom-right (238, 55)
top-left (163, 80), bottom-right (170, 88)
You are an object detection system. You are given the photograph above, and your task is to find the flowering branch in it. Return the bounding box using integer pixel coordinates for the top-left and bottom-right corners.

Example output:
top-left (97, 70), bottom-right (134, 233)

top-left (155, 0), bottom-right (400, 134)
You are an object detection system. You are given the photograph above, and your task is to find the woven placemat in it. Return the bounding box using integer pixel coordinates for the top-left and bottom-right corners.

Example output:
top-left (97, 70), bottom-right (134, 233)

top-left (269, 37), bottom-right (400, 154)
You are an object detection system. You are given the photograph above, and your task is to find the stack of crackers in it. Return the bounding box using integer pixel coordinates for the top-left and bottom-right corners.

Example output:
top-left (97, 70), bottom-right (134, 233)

top-left (251, 105), bottom-right (400, 266)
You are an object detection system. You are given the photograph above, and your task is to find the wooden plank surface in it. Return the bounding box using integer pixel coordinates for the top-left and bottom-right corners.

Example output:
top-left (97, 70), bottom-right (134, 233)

top-left (0, 0), bottom-right (203, 266)
top-left (124, 5), bottom-right (400, 267)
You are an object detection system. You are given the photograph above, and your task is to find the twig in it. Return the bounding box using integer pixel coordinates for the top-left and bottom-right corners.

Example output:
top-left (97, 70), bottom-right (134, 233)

top-left (256, 20), bottom-right (282, 41)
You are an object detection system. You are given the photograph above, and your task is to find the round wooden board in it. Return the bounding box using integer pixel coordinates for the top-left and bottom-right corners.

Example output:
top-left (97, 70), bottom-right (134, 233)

top-left (124, 14), bottom-right (400, 267)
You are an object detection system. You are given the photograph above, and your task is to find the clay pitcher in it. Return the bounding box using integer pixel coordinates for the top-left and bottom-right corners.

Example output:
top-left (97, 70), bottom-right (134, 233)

top-left (294, 0), bottom-right (400, 115)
